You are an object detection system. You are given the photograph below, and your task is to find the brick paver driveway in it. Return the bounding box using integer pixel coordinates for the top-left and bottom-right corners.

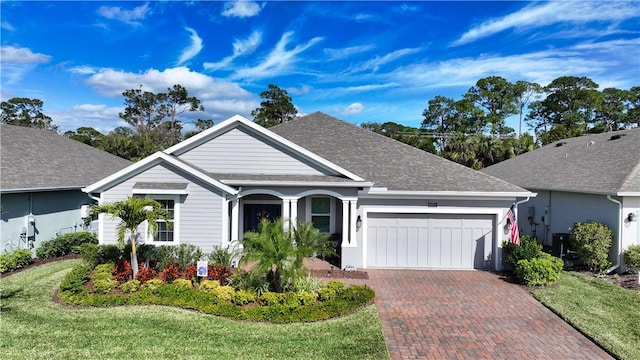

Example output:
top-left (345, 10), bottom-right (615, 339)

top-left (365, 270), bottom-right (612, 360)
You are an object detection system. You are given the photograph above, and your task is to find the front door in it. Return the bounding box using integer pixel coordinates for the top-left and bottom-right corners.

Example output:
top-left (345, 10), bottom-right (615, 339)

top-left (243, 203), bottom-right (282, 232)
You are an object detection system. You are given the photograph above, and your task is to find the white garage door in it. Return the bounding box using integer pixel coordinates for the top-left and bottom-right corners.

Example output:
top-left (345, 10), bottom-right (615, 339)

top-left (366, 213), bottom-right (494, 269)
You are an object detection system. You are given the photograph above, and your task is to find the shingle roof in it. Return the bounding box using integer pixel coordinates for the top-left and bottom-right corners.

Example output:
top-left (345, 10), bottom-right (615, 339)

top-left (1, 124), bottom-right (132, 192)
top-left (482, 128), bottom-right (640, 194)
top-left (270, 112), bottom-right (527, 193)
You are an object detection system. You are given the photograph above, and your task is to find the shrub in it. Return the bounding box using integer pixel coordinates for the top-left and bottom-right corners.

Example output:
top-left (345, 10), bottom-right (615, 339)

top-left (160, 262), bottom-right (180, 283)
top-left (228, 271), bottom-right (270, 295)
top-left (97, 245), bottom-right (123, 264)
top-left (502, 235), bottom-right (543, 269)
top-left (292, 274), bottom-right (323, 293)
top-left (318, 287), bottom-right (336, 301)
top-left (325, 280), bottom-right (345, 294)
top-left (0, 249), bottom-right (33, 273)
top-left (140, 278), bottom-right (165, 290)
top-left (36, 231), bottom-right (97, 259)
top-left (149, 244), bottom-right (203, 271)
top-left (121, 280), bottom-right (141, 293)
top-left (59, 263), bottom-right (91, 294)
top-left (209, 245), bottom-right (235, 267)
top-left (297, 291), bottom-right (318, 306)
top-left (232, 289), bottom-right (257, 305)
top-left (183, 264), bottom-right (197, 280)
top-left (623, 245), bottom-right (640, 284)
top-left (569, 221), bottom-right (613, 274)
top-left (94, 278), bottom-right (118, 294)
top-left (258, 292), bottom-right (283, 306)
top-left (172, 278), bottom-right (193, 290)
top-left (515, 253), bottom-right (564, 286)
top-left (199, 279), bottom-right (221, 292)
top-left (135, 266), bottom-right (157, 284)
top-left (207, 265), bottom-right (233, 284)
top-left (78, 243), bottom-right (99, 268)
top-left (94, 263), bottom-right (115, 274)
top-left (113, 259), bottom-right (132, 282)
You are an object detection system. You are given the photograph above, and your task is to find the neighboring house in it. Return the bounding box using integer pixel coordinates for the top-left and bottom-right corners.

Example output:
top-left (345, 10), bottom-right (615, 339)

top-left (84, 112), bottom-right (533, 270)
top-left (0, 124), bottom-right (131, 251)
top-left (483, 128), bottom-right (640, 272)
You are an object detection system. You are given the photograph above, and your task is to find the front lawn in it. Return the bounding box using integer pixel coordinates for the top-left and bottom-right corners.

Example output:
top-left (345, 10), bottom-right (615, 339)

top-left (532, 272), bottom-right (640, 360)
top-left (0, 260), bottom-right (388, 360)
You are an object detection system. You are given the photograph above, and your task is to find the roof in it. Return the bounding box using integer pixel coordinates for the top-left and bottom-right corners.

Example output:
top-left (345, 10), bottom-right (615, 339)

top-left (270, 112), bottom-right (528, 193)
top-left (0, 124), bottom-right (131, 193)
top-left (482, 128), bottom-right (640, 195)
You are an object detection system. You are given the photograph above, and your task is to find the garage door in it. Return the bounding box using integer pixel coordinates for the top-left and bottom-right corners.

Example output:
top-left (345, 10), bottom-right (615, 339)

top-left (366, 213), bottom-right (494, 269)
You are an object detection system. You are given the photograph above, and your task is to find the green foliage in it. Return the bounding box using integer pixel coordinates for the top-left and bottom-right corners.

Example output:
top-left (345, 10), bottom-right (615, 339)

top-left (231, 289), bottom-right (257, 305)
top-left (36, 232), bottom-right (97, 259)
top-left (93, 278), bottom-right (118, 294)
top-left (120, 280), bottom-right (141, 293)
top-left (150, 244), bottom-right (203, 271)
top-left (228, 271), bottom-right (270, 295)
top-left (515, 253), bottom-right (564, 286)
top-left (569, 221), bottom-right (613, 274)
top-left (318, 286), bottom-right (337, 301)
top-left (1, 97), bottom-right (57, 131)
top-left (172, 278), bottom-right (193, 290)
top-left (251, 84), bottom-right (297, 128)
top-left (140, 278), bottom-right (165, 290)
top-left (292, 274), bottom-right (324, 293)
top-left (209, 245), bottom-right (234, 267)
top-left (59, 263), bottom-right (91, 296)
top-left (199, 279), bottom-right (221, 292)
top-left (623, 245), bottom-right (640, 271)
top-left (78, 243), bottom-right (99, 268)
top-left (258, 292), bottom-right (284, 306)
top-left (97, 245), bottom-right (124, 264)
top-left (502, 235), bottom-right (543, 269)
top-left (0, 249), bottom-right (33, 273)
top-left (94, 263), bottom-right (115, 274)
top-left (297, 292), bottom-right (318, 306)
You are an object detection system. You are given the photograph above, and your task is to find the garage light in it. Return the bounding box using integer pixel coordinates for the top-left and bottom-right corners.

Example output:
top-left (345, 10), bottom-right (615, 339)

top-left (356, 215), bottom-right (362, 230)
top-left (629, 212), bottom-right (637, 222)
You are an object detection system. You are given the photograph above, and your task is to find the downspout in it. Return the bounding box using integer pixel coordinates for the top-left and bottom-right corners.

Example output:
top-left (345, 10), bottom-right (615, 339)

top-left (87, 193), bottom-right (100, 203)
top-left (606, 195), bottom-right (622, 274)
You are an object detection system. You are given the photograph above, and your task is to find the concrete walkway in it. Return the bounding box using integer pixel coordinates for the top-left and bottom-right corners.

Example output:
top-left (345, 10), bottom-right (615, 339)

top-left (363, 270), bottom-right (612, 360)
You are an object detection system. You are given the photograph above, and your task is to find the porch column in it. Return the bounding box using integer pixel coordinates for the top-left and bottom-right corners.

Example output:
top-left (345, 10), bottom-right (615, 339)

top-left (349, 200), bottom-right (357, 246)
top-left (290, 199), bottom-right (298, 228)
top-left (342, 200), bottom-right (350, 246)
top-left (282, 198), bottom-right (291, 230)
top-left (231, 198), bottom-right (239, 241)
top-left (221, 198), bottom-right (229, 247)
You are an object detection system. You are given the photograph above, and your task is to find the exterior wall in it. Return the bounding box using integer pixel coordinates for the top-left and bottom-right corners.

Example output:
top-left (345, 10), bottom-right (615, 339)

top-left (176, 127), bottom-right (329, 175)
top-left (342, 197), bottom-right (515, 271)
top-left (622, 196), bottom-right (640, 266)
top-left (100, 163), bottom-right (225, 253)
top-left (1, 190), bottom-right (92, 253)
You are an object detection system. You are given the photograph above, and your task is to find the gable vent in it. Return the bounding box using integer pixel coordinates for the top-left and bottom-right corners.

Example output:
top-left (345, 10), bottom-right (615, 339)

top-left (555, 141), bottom-right (567, 147)
top-left (609, 134), bottom-right (626, 140)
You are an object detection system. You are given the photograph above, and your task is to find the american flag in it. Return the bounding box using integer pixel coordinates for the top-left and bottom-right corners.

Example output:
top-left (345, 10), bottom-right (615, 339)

top-left (507, 205), bottom-right (520, 245)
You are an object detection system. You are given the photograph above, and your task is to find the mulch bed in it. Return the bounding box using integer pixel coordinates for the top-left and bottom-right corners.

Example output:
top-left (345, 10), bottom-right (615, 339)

top-left (597, 272), bottom-right (640, 291)
top-left (309, 268), bottom-right (369, 279)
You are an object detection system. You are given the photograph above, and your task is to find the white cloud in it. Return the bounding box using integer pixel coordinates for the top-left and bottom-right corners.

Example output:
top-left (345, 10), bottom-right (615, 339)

top-left (97, 3), bottom-right (151, 25)
top-left (231, 31), bottom-right (323, 80)
top-left (350, 48), bottom-right (422, 73)
top-left (69, 66), bottom-right (97, 75)
top-left (1, 21), bottom-right (15, 31)
top-left (222, 1), bottom-right (262, 18)
top-left (453, 1), bottom-right (640, 46)
top-left (287, 85), bottom-right (311, 96)
top-left (345, 102), bottom-right (364, 114)
top-left (48, 104), bottom-right (126, 133)
top-left (203, 31), bottom-right (262, 71)
top-left (323, 45), bottom-right (374, 60)
top-left (1, 46), bottom-right (51, 64)
top-left (177, 27), bottom-right (203, 65)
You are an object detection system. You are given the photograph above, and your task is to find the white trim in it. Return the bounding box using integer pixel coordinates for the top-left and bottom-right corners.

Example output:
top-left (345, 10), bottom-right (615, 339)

top-left (132, 188), bottom-right (188, 195)
top-left (231, 199), bottom-right (239, 241)
top-left (282, 199), bottom-right (291, 230)
top-left (238, 188), bottom-right (285, 199)
top-left (144, 194), bottom-right (180, 246)
top-left (296, 189), bottom-right (357, 201)
top-left (163, 115), bottom-right (366, 182)
top-left (221, 180), bottom-right (373, 188)
top-left (290, 199), bottom-right (298, 227)
top-left (358, 189), bottom-right (536, 200)
top-left (360, 206), bottom-right (502, 270)
top-left (1, 186), bottom-right (82, 194)
top-left (221, 197), bottom-right (229, 247)
top-left (349, 200), bottom-right (357, 247)
top-left (98, 193), bottom-right (104, 244)
top-left (341, 200), bottom-right (349, 246)
top-left (83, 152), bottom-right (238, 195)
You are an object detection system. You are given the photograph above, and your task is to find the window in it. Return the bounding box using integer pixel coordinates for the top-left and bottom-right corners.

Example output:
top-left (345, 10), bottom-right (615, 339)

top-left (155, 199), bottom-right (174, 242)
top-left (310, 197), bottom-right (332, 233)
top-left (145, 195), bottom-right (179, 244)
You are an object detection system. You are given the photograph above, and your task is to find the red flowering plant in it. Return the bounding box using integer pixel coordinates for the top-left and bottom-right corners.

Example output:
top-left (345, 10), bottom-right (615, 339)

top-left (160, 262), bottom-right (180, 283)
top-left (113, 259), bottom-right (132, 282)
top-left (135, 265), bottom-right (157, 284)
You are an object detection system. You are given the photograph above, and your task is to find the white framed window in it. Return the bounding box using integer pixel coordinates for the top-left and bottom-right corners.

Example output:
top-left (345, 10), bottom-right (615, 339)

top-left (308, 197), bottom-right (334, 233)
top-left (145, 195), bottom-right (180, 245)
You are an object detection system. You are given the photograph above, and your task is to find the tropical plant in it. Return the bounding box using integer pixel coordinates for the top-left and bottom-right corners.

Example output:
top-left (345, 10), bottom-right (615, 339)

top-left (91, 196), bottom-right (170, 277)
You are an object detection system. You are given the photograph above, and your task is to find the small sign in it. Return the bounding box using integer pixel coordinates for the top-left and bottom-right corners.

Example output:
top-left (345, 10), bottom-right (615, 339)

top-left (197, 261), bottom-right (208, 277)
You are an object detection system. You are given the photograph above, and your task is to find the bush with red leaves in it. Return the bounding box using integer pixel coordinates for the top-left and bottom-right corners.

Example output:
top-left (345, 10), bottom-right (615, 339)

top-left (208, 265), bottom-right (233, 285)
top-left (160, 262), bottom-right (180, 283)
top-left (183, 264), bottom-right (197, 280)
top-left (113, 260), bottom-right (132, 282)
top-left (135, 266), bottom-right (157, 284)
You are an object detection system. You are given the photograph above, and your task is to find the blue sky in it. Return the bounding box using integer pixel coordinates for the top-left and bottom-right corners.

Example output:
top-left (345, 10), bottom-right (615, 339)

top-left (1, 1), bottom-right (639, 133)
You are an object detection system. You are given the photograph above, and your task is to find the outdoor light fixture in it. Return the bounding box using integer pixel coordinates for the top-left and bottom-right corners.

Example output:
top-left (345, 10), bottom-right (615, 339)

top-left (356, 215), bottom-right (362, 230)
top-left (28, 214), bottom-right (35, 223)
top-left (628, 212), bottom-right (637, 222)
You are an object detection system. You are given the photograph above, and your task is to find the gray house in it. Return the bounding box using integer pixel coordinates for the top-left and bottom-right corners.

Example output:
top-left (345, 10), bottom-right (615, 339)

top-left (0, 124), bottom-right (131, 251)
top-left (84, 112), bottom-right (532, 270)
top-left (483, 128), bottom-right (640, 272)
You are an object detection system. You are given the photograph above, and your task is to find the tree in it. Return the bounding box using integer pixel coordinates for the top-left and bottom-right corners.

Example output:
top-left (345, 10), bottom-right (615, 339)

top-left (64, 127), bottom-right (105, 146)
top-left (1, 97), bottom-right (57, 131)
top-left (421, 96), bottom-right (458, 150)
top-left (362, 121), bottom-right (436, 154)
top-left (91, 196), bottom-right (171, 278)
top-left (464, 76), bottom-right (517, 135)
top-left (251, 84), bottom-right (297, 128)
top-left (511, 81), bottom-right (542, 137)
top-left (627, 86), bottom-right (640, 127)
top-left (184, 118), bottom-right (214, 139)
top-left (593, 88), bottom-right (628, 132)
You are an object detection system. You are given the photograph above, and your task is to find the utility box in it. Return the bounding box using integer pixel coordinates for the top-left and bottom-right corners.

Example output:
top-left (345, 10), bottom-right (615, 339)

top-left (80, 205), bottom-right (91, 219)
top-left (552, 233), bottom-right (571, 258)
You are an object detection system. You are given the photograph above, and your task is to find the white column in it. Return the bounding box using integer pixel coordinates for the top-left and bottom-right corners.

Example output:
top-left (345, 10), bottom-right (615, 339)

top-left (342, 200), bottom-right (350, 246)
top-left (231, 198), bottom-right (239, 241)
top-left (349, 200), bottom-right (357, 246)
top-left (221, 197), bottom-right (229, 247)
top-left (290, 199), bottom-right (298, 229)
top-left (282, 199), bottom-right (291, 230)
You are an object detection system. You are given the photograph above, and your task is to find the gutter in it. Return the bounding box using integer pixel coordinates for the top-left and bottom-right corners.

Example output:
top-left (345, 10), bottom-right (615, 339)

top-left (606, 195), bottom-right (623, 274)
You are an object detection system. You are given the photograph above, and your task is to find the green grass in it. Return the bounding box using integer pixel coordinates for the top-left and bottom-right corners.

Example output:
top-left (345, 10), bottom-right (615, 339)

top-left (532, 271), bottom-right (640, 360)
top-left (0, 260), bottom-right (389, 360)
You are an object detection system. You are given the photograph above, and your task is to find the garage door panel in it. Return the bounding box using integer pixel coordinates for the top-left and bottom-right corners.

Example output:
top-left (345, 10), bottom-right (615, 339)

top-left (367, 213), bottom-right (494, 269)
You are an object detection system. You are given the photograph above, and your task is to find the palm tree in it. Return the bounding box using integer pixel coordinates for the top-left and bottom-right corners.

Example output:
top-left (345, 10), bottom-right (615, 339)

top-left (91, 196), bottom-right (170, 277)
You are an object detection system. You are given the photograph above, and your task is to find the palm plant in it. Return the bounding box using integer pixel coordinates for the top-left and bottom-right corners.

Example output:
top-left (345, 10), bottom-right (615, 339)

top-left (91, 196), bottom-right (170, 277)
top-left (239, 218), bottom-right (334, 293)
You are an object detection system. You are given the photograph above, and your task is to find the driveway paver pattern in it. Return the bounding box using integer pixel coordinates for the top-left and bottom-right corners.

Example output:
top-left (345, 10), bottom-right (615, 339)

top-left (364, 269), bottom-right (613, 360)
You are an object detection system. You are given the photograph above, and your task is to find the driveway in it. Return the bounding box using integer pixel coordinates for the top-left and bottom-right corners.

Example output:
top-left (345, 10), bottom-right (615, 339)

top-left (364, 270), bottom-right (612, 360)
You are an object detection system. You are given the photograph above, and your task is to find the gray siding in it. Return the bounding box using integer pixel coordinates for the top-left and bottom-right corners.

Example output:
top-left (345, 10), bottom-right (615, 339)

top-left (1, 190), bottom-right (91, 254)
top-left (177, 127), bottom-right (328, 175)
top-left (101, 163), bottom-right (224, 252)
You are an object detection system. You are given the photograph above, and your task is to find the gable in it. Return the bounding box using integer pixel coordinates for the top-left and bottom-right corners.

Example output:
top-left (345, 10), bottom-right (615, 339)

top-left (175, 126), bottom-right (337, 176)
